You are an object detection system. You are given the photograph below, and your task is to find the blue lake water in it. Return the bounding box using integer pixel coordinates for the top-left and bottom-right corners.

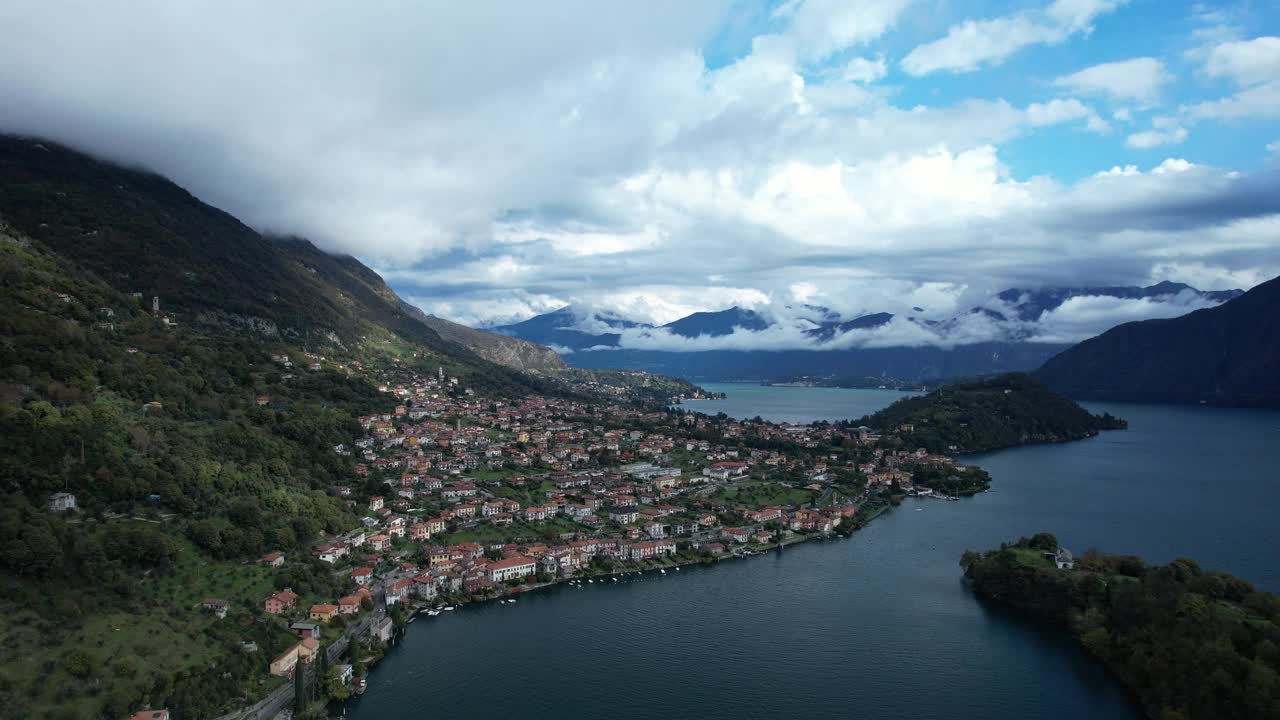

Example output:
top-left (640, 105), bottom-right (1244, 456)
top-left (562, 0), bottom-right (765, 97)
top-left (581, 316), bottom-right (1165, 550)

top-left (345, 384), bottom-right (1280, 719)
top-left (681, 383), bottom-right (919, 423)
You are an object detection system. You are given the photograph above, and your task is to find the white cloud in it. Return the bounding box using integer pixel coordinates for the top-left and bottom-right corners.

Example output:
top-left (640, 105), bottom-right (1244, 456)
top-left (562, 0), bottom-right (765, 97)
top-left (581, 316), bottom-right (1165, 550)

top-left (1026, 98), bottom-right (1090, 125)
top-left (407, 291), bottom-right (568, 328)
top-left (1125, 117), bottom-right (1188, 148)
top-left (901, 0), bottom-right (1127, 75)
top-left (1203, 36), bottom-right (1280, 86)
top-left (842, 55), bottom-right (888, 83)
top-left (1148, 260), bottom-right (1273, 292)
top-left (1054, 57), bottom-right (1170, 104)
top-left (0, 1), bottom-right (1274, 344)
top-left (1184, 37), bottom-right (1280, 121)
top-left (1028, 291), bottom-right (1223, 343)
top-left (1185, 80), bottom-right (1280, 120)
top-left (780, 0), bottom-right (912, 62)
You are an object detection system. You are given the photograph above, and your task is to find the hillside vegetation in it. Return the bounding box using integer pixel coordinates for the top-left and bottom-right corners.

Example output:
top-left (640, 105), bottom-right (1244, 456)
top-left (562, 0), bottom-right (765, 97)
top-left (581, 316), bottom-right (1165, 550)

top-left (0, 135), bottom-right (558, 719)
top-left (0, 134), bottom-right (723, 719)
top-left (853, 373), bottom-right (1125, 453)
top-left (963, 536), bottom-right (1280, 720)
top-left (0, 220), bottom-right (399, 718)
top-left (1036, 275), bottom-right (1280, 408)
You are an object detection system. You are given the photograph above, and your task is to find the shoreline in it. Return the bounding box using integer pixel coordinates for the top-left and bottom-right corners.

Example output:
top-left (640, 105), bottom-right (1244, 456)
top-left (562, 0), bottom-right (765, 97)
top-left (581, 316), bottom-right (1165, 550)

top-left (339, 504), bottom-right (895, 711)
top-left (337, 485), bottom-right (1000, 709)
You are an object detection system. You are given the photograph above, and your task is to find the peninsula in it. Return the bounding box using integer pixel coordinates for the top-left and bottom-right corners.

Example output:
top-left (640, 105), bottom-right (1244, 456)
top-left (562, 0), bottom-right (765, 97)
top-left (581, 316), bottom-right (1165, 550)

top-left (962, 536), bottom-right (1280, 719)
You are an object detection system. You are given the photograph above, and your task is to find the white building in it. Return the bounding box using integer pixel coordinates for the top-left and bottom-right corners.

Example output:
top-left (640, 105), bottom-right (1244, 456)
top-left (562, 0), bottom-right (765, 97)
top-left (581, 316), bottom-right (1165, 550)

top-left (488, 555), bottom-right (537, 583)
top-left (48, 493), bottom-right (76, 512)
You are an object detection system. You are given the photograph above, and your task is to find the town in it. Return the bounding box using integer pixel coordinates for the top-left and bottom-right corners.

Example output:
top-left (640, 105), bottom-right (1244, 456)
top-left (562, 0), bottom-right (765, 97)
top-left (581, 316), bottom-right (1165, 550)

top-left (204, 358), bottom-right (984, 712)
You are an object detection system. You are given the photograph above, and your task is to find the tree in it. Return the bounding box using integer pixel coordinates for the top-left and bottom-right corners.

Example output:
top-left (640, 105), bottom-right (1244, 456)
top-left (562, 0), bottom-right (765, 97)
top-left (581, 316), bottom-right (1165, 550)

top-left (63, 650), bottom-right (94, 679)
top-left (294, 661), bottom-right (308, 713)
top-left (1026, 533), bottom-right (1058, 552)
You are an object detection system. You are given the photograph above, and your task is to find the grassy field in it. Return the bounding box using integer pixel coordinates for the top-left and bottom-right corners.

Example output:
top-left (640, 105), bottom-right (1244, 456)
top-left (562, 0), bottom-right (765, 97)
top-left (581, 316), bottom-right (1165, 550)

top-left (141, 537), bottom-right (278, 609)
top-left (0, 602), bottom-right (222, 719)
top-left (445, 518), bottom-right (581, 545)
top-left (0, 530), bottom-right (311, 720)
top-left (712, 481), bottom-right (815, 508)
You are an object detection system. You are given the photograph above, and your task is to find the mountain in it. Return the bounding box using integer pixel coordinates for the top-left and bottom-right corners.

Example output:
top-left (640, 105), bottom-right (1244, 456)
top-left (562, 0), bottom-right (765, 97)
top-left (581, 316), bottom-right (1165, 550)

top-left (805, 312), bottom-right (895, 341)
top-left (0, 136), bottom-right (720, 720)
top-left (487, 280), bottom-right (1242, 383)
top-left (0, 140), bottom-right (491, 719)
top-left (398, 303), bottom-right (566, 372)
top-left (489, 303), bottom-right (1067, 382)
top-left (565, 343), bottom-right (1070, 383)
top-left (662, 306), bottom-right (768, 337)
top-left (2, 138), bottom-right (425, 345)
top-left (1036, 275), bottom-right (1280, 407)
top-left (997, 281), bottom-right (1243, 322)
top-left (491, 306), bottom-right (639, 350)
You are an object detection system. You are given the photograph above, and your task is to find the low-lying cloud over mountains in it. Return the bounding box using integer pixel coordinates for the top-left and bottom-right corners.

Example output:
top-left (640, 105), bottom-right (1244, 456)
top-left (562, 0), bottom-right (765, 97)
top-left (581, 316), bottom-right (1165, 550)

top-left (490, 281), bottom-right (1242, 353)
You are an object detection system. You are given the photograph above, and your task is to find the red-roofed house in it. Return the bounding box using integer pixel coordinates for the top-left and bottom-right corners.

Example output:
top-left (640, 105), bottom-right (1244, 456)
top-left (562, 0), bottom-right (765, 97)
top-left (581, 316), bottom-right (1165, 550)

top-left (337, 595), bottom-right (362, 615)
top-left (309, 604), bottom-right (339, 622)
top-left (264, 589), bottom-right (298, 615)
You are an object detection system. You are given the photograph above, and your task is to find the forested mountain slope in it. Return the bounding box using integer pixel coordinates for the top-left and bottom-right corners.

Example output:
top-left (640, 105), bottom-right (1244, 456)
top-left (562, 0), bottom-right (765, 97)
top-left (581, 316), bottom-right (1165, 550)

top-left (0, 135), bottom-right (556, 719)
top-left (1036, 275), bottom-right (1280, 407)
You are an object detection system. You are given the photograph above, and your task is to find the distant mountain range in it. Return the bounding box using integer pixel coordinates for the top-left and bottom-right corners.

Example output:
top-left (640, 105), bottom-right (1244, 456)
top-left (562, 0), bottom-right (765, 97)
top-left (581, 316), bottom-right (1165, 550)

top-left (996, 282), bottom-right (1243, 322)
top-left (1037, 275), bottom-right (1280, 407)
top-left (486, 283), bottom-right (1244, 382)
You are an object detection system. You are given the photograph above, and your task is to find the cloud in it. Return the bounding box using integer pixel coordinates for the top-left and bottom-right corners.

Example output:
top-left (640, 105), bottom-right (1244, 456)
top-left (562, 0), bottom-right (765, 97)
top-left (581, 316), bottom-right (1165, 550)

top-left (775, 0), bottom-right (912, 62)
top-left (1126, 117), bottom-right (1188, 148)
top-left (1027, 291), bottom-right (1223, 343)
top-left (901, 0), bottom-right (1127, 76)
top-left (1053, 57), bottom-right (1170, 104)
top-left (1202, 35), bottom-right (1280, 86)
top-left (561, 285), bottom-right (1239, 351)
top-left (842, 55), bottom-right (888, 83)
top-left (0, 1), bottom-right (1275, 347)
top-left (1184, 36), bottom-right (1280, 121)
top-left (1184, 81), bottom-right (1280, 120)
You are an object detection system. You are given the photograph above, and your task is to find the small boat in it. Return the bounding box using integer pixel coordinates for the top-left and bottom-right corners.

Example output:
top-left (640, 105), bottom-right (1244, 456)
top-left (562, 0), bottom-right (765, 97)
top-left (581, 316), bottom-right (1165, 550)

top-left (660, 569), bottom-right (666, 574)
top-left (427, 609), bottom-right (440, 616)
top-left (612, 577), bottom-right (618, 582)
top-left (443, 606), bottom-right (455, 611)
top-left (509, 598), bottom-right (517, 603)
top-left (588, 579), bottom-right (594, 583)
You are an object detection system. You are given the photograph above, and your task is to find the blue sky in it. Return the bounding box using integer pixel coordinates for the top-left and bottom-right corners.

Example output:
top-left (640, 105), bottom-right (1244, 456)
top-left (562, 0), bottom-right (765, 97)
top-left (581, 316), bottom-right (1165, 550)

top-left (702, 0), bottom-right (1280, 181)
top-left (2, 0), bottom-right (1278, 346)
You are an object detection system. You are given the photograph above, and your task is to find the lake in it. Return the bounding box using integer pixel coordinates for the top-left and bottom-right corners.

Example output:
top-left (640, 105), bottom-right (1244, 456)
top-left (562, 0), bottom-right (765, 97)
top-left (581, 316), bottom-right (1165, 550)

top-left (680, 383), bottom-right (919, 423)
top-left (345, 384), bottom-right (1280, 719)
